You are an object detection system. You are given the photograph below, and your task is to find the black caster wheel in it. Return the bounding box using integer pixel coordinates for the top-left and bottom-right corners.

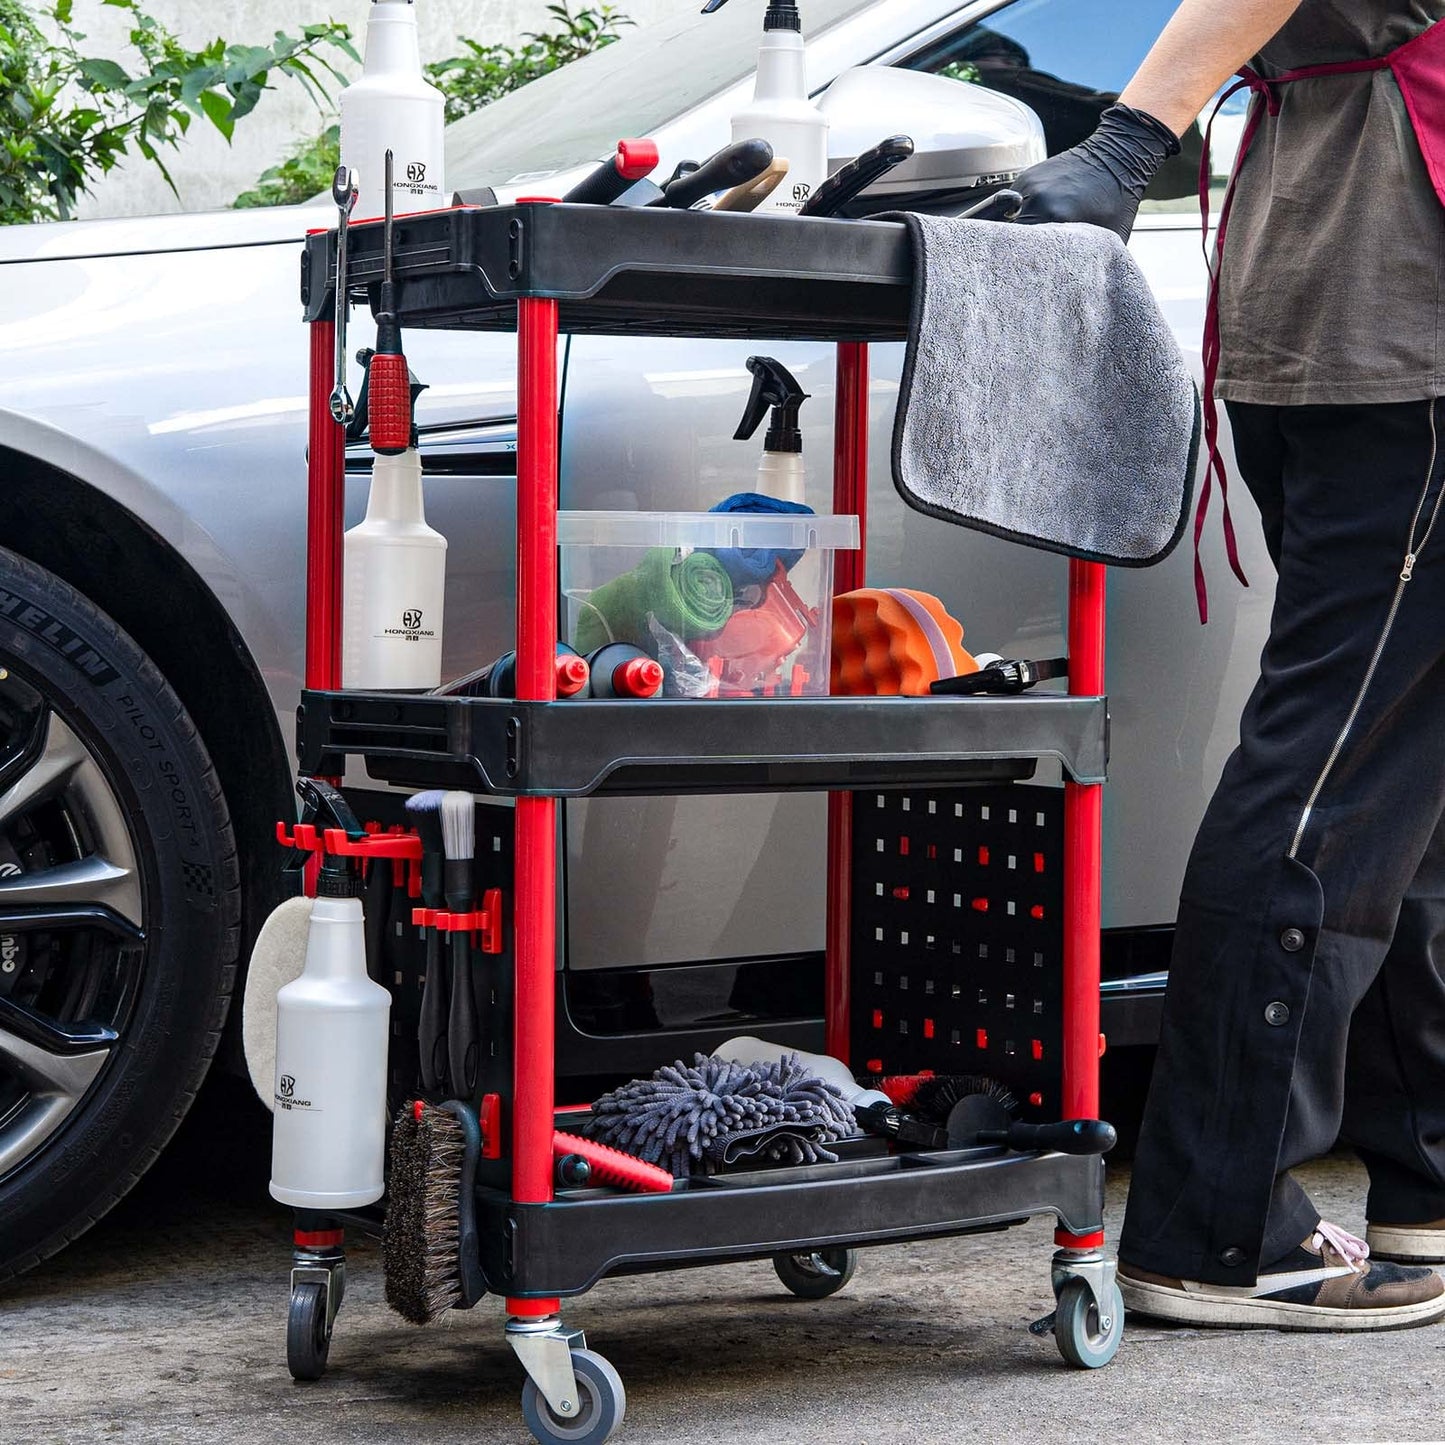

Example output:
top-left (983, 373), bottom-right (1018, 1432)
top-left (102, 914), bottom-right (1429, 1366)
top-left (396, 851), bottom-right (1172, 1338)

top-left (1054, 1277), bottom-right (1124, 1369)
top-left (287, 1281), bottom-right (333, 1382)
top-left (521, 1348), bottom-right (626, 1445)
top-left (773, 1247), bottom-right (857, 1300)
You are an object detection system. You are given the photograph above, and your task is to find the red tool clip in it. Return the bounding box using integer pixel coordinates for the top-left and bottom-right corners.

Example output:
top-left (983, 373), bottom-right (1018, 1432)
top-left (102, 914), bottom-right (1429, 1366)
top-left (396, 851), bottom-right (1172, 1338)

top-left (411, 886), bottom-right (505, 955)
top-left (276, 819), bottom-right (424, 895)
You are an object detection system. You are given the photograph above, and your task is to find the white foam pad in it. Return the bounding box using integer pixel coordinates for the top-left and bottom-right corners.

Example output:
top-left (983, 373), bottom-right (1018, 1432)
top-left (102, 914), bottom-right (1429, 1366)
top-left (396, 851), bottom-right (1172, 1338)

top-left (242, 896), bottom-right (313, 1109)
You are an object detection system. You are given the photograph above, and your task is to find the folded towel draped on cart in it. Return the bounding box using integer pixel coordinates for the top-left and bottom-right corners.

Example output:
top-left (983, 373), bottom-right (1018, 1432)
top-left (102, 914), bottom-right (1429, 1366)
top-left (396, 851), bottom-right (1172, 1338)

top-left (886, 212), bottom-right (1200, 568)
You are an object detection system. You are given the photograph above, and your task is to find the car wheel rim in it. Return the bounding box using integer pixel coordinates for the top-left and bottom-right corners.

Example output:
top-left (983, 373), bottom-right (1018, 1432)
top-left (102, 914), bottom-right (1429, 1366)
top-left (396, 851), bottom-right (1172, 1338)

top-left (0, 668), bottom-right (145, 1182)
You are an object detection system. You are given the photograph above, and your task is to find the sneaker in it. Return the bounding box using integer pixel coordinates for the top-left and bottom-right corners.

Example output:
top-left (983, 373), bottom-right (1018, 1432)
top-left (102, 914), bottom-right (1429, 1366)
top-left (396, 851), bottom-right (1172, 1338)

top-left (1118, 1223), bottom-right (1445, 1331)
top-left (1367, 1218), bottom-right (1445, 1264)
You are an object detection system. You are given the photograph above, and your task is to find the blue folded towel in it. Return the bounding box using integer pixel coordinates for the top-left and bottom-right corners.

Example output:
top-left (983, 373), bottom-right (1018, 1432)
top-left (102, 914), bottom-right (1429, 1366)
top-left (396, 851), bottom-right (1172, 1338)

top-left (707, 492), bottom-right (815, 591)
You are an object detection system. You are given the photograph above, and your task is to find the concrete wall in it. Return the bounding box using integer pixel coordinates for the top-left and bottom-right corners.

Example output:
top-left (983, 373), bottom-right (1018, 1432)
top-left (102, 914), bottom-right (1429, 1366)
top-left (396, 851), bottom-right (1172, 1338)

top-left (73, 0), bottom-right (678, 218)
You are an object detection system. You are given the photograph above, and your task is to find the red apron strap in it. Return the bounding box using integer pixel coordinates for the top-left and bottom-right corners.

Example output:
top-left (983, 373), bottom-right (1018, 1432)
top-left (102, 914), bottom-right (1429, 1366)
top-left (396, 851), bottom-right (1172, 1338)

top-left (1193, 54), bottom-right (1392, 623)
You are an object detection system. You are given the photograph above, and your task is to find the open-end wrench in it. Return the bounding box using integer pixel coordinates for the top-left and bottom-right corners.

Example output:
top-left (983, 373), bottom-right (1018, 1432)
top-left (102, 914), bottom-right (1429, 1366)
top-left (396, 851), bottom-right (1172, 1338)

top-left (329, 164), bottom-right (359, 425)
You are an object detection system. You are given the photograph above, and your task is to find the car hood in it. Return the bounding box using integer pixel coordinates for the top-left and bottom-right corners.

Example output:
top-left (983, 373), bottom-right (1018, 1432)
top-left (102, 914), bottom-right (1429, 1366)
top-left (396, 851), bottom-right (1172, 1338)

top-left (0, 203), bottom-right (332, 263)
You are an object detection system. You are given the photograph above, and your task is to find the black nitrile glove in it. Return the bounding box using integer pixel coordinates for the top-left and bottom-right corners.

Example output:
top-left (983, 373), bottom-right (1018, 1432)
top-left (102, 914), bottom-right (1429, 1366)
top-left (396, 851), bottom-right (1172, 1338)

top-left (1011, 103), bottom-right (1181, 241)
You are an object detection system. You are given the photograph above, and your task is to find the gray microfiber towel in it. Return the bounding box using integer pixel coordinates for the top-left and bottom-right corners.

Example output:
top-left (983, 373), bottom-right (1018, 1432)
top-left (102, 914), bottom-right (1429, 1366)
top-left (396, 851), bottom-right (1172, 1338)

top-left (585, 1053), bottom-right (856, 1178)
top-left (887, 212), bottom-right (1200, 567)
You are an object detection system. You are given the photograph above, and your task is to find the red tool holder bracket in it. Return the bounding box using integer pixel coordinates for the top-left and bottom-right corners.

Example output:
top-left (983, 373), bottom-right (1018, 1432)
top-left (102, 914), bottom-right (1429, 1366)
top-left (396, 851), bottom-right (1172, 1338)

top-left (276, 819), bottom-right (425, 897)
top-left (411, 888), bottom-right (505, 956)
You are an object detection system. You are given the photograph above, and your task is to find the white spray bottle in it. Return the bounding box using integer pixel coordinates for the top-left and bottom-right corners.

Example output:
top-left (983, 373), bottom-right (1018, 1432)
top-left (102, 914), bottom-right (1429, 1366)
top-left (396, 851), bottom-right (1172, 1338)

top-left (343, 446), bottom-right (447, 690)
top-left (733, 355), bottom-right (810, 504)
top-left (340, 0), bottom-right (446, 217)
top-left (271, 785), bottom-right (391, 1210)
top-left (706, 0), bottom-right (829, 214)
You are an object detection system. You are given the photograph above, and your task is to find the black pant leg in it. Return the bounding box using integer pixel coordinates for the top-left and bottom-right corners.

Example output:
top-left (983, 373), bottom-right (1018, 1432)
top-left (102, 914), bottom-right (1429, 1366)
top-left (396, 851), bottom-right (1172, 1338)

top-left (1342, 817), bottom-right (1445, 1225)
top-left (1121, 398), bottom-right (1445, 1284)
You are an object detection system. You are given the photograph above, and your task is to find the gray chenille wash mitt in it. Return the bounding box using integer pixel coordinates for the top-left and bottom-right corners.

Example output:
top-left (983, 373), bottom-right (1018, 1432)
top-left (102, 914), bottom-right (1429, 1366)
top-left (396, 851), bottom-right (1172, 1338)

top-left (585, 1053), bottom-right (856, 1178)
top-left (886, 211), bottom-right (1200, 568)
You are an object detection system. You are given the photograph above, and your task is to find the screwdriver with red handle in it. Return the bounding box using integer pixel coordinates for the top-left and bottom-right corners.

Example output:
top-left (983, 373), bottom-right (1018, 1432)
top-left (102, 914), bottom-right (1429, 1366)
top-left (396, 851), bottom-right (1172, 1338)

top-left (368, 148), bottom-right (412, 456)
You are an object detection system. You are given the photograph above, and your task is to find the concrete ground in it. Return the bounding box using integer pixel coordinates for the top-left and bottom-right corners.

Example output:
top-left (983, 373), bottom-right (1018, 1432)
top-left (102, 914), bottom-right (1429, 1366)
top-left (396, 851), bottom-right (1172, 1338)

top-left (5, 1078), bottom-right (1444, 1445)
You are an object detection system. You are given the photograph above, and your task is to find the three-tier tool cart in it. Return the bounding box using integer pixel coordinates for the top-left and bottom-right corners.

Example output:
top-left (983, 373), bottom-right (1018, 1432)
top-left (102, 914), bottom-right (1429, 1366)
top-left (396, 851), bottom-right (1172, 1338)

top-left (292, 200), bottom-right (1119, 1443)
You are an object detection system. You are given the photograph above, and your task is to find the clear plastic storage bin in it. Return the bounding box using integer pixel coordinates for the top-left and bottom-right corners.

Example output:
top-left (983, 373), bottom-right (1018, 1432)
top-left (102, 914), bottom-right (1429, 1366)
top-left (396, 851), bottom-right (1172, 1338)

top-left (558, 510), bottom-right (860, 698)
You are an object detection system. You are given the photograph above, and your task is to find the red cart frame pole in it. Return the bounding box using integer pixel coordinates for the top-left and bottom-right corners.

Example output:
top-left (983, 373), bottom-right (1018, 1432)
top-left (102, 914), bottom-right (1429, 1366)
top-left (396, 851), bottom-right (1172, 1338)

top-left (305, 318), bottom-right (345, 692)
top-left (825, 341), bottom-right (869, 1063)
top-left (508, 295), bottom-right (562, 1318)
top-left (1057, 558), bottom-right (1106, 1250)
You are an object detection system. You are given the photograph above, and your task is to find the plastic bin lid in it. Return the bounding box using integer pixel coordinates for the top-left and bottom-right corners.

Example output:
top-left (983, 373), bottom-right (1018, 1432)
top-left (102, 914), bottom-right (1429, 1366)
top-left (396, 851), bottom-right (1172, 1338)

top-left (557, 510), bottom-right (860, 550)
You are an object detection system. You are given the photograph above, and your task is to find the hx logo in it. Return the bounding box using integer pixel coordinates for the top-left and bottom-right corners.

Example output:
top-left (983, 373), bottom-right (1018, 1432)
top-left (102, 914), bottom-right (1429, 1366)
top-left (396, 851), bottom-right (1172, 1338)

top-left (278, 1075), bottom-right (296, 1099)
top-left (402, 609), bottom-right (423, 631)
top-left (793, 182), bottom-right (812, 201)
top-left (407, 161), bottom-right (427, 184)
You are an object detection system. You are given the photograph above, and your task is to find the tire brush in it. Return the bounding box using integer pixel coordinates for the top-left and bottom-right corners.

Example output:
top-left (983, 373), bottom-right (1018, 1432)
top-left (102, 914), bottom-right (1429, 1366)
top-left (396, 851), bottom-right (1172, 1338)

top-left (383, 1099), bottom-right (485, 1324)
top-left (405, 790), bottom-right (449, 1095)
top-left (439, 790), bottom-right (479, 1099)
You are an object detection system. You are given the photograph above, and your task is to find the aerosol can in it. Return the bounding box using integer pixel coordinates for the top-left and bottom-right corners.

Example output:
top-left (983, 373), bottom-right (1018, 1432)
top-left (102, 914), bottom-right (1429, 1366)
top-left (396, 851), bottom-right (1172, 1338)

top-left (340, 0), bottom-right (446, 215)
top-left (705, 0), bottom-right (829, 214)
top-left (271, 785), bottom-right (391, 1210)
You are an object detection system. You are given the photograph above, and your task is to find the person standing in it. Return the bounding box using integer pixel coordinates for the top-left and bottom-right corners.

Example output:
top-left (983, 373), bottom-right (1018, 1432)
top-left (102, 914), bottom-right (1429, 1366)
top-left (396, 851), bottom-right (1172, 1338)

top-left (1011, 0), bottom-right (1445, 1328)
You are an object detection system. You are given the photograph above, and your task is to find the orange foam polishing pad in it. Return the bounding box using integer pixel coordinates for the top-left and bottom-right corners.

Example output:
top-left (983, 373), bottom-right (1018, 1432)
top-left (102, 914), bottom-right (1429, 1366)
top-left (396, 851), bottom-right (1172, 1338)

top-left (831, 588), bottom-right (978, 696)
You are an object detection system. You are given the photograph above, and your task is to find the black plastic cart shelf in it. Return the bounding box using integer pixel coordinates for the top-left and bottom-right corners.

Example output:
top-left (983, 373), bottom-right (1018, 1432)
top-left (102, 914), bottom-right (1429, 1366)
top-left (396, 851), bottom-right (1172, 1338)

top-left (302, 202), bottom-right (915, 340)
top-left (482, 1143), bottom-right (1105, 1298)
top-left (298, 690), bottom-right (1109, 797)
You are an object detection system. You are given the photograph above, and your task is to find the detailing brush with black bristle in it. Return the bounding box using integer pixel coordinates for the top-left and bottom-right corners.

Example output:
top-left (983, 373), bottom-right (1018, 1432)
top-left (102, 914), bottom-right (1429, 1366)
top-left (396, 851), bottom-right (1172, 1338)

top-left (405, 790), bottom-right (450, 1095)
top-left (384, 1099), bottom-right (485, 1324)
top-left (439, 791), bottom-right (479, 1100)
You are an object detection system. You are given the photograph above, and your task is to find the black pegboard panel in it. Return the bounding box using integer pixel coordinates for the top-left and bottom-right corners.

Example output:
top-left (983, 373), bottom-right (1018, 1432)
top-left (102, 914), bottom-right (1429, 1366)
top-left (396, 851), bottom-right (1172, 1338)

top-left (360, 801), bottom-right (514, 1120)
top-left (849, 785), bottom-right (1064, 1121)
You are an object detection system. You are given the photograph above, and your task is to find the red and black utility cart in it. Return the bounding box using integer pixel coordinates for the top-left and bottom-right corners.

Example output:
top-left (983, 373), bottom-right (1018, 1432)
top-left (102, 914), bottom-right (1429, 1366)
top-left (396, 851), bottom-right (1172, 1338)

top-left (291, 200), bottom-right (1118, 1444)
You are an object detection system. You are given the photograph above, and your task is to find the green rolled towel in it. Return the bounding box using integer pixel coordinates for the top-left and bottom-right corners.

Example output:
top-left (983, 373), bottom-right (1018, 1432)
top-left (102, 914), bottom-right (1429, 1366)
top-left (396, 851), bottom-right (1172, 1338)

top-left (574, 548), bottom-right (734, 655)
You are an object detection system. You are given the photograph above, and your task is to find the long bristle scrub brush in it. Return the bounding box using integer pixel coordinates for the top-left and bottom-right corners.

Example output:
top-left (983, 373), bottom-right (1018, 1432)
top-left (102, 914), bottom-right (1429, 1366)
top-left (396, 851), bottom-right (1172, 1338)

top-left (440, 791), bottom-right (479, 1099)
top-left (406, 790), bottom-right (449, 1095)
top-left (384, 1099), bottom-right (486, 1324)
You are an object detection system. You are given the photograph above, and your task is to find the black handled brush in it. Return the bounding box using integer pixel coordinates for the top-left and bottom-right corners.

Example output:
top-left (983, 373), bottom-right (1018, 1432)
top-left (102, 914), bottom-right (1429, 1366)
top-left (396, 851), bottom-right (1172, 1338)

top-left (440, 791), bottom-right (479, 1100)
top-left (384, 1098), bottom-right (486, 1324)
top-left (406, 790), bottom-right (449, 1095)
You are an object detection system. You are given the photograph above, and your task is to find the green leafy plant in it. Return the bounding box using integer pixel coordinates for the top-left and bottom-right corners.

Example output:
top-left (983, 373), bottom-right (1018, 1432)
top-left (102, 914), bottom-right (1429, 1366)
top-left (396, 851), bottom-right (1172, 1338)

top-left (232, 122), bottom-right (339, 210)
top-left (425, 2), bottom-right (633, 125)
top-left (0, 0), bottom-right (357, 224)
top-left (234, 3), bottom-right (631, 209)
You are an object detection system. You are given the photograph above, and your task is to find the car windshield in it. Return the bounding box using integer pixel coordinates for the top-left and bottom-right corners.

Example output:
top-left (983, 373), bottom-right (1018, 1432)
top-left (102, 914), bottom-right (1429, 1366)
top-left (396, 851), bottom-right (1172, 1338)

top-left (446, 0), bottom-right (880, 188)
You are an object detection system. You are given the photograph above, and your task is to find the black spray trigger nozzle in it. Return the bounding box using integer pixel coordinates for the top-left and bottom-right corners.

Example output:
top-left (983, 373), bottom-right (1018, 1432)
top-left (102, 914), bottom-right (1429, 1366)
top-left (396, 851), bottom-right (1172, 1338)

top-left (294, 778), bottom-right (366, 895)
top-left (734, 355), bottom-right (810, 453)
top-left (701, 0), bottom-right (801, 29)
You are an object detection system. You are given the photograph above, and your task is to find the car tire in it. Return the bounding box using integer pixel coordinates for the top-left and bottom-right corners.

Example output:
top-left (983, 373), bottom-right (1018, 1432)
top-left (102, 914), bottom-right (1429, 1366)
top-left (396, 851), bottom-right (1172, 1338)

top-left (0, 543), bottom-right (240, 1283)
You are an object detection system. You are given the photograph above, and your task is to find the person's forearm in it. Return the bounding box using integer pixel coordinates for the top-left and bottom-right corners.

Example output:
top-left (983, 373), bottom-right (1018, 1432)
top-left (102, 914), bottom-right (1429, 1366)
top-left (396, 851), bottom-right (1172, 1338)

top-left (1119, 0), bottom-right (1307, 136)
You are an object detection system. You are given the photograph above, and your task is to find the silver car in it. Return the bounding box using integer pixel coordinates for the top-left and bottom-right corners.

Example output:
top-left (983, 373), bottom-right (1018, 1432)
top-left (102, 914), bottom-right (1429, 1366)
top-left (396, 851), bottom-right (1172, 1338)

top-left (0, 0), bottom-right (1266, 1280)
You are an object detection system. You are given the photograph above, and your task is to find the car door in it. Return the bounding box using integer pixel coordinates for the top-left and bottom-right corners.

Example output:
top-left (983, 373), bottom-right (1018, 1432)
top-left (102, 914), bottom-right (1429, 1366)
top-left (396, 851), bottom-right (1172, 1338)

top-left (558, 0), bottom-right (1273, 999)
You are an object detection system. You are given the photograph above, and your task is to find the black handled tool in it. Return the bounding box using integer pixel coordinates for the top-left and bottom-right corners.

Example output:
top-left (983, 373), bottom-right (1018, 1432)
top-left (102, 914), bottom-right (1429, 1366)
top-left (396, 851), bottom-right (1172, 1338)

top-left (441, 792), bottom-right (480, 1100)
top-left (960, 187), bottom-right (1024, 222)
top-left (977, 1118), bottom-right (1118, 1156)
top-left (653, 138), bottom-right (774, 209)
top-left (800, 135), bottom-right (914, 218)
top-left (329, 165), bottom-right (358, 425)
top-left (563, 138), bottom-right (660, 205)
top-left (368, 149), bottom-right (412, 455)
top-left (931, 657), bottom-right (1068, 696)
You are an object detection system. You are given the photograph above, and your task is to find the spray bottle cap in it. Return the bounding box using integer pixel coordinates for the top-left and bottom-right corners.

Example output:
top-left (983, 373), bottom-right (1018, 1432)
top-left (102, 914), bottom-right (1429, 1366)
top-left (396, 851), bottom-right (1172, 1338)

top-left (734, 355), bottom-right (810, 454)
top-left (295, 778), bottom-right (366, 899)
top-left (701, 0), bottom-right (801, 32)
